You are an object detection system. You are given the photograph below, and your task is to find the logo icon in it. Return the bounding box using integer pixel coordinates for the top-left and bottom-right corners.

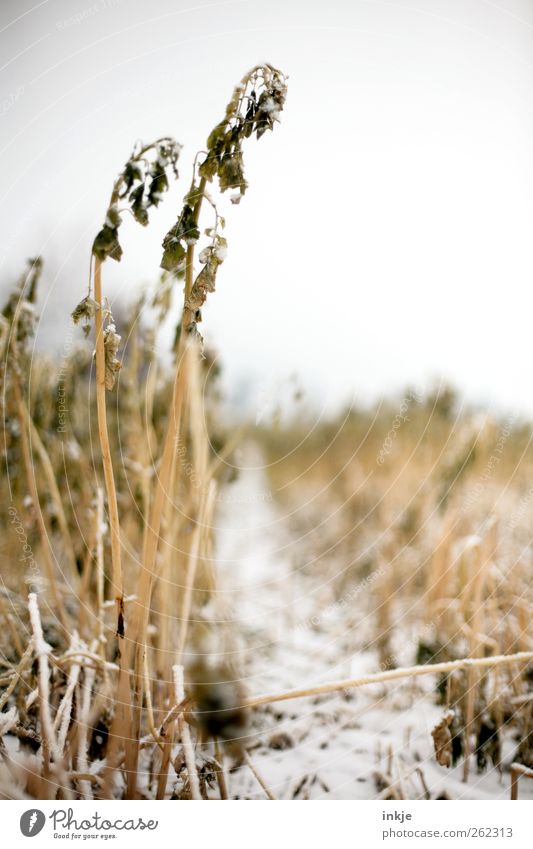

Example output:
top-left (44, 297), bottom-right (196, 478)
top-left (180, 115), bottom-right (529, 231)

top-left (20, 810), bottom-right (46, 837)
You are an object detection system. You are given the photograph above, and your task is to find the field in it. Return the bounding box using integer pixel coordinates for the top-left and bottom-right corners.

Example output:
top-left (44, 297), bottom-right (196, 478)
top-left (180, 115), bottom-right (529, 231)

top-left (1, 63), bottom-right (533, 801)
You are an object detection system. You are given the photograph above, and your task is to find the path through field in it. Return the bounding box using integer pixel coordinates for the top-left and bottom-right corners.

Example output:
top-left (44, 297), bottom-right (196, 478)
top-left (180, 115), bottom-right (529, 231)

top-left (215, 444), bottom-right (533, 800)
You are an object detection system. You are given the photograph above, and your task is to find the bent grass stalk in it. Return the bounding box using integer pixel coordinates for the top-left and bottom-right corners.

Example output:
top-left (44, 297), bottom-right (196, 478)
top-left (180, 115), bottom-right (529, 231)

top-left (243, 651), bottom-right (533, 709)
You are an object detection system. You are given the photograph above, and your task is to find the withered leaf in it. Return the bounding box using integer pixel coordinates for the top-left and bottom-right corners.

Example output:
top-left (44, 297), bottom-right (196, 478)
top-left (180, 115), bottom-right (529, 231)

top-left (92, 225), bottom-right (122, 262)
top-left (103, 324), bottom-right (121, 390)
top-left (431, 709), bottom-right (455, 767)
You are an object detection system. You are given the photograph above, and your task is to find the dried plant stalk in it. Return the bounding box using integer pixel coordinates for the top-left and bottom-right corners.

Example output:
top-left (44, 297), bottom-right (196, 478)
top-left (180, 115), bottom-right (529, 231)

top-left (174, 664), bottom-right (201, 800)
top-left (12, 376), bottom-right (67, 629)
top-left (93, 258), bottom-right (124, 630)
top-left (510, 762), bottom-right (533, 800)
top-left (76, 650), bottom-right (97, 799)
top-left (28, 593), bottom-right (60, 795)
top-left (28, 414), bottom-right (78, 578)
top-left (93, 259), bottom-right (134, 797)
top-left (244, 651), bottom-right (533, 709)
top-left (243, 750), bottom-right (277, 800)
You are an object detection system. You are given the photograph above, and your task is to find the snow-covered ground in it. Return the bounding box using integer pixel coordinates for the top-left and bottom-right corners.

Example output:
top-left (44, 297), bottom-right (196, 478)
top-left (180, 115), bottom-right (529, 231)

top-left (215, 445), bottom-right (533, 800)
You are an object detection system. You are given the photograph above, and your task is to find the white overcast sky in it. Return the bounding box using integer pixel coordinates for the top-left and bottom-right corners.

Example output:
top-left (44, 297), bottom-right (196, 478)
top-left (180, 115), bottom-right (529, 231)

top-left (1, 0), bottom-right (532, 417)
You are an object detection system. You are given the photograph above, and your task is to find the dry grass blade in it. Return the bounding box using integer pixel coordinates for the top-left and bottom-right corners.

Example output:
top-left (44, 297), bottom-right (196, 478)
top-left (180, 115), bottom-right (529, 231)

top-left (244, 652), bottom-right (533, 708)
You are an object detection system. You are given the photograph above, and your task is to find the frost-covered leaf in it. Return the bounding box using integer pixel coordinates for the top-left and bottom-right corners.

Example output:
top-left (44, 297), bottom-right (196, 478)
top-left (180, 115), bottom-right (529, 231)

top-left (129, 184), bottom-right (148, 226)
top-left (93, 137), bottom-right (181, 262)
top-left (160, 237), bottom-right (186, 274)
top-left (160, 204), bottom-right (200, 275)
top-left (71, 296), bottom-right (98, 336)
top-left (93, 225), bottom-right (122, 262)
top-left (196, 64), bottom-right (287, 200)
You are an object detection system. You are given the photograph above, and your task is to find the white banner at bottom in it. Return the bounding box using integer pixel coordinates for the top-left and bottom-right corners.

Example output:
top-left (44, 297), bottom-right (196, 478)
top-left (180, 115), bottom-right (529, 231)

top-left (2, 800), bottom-right (532, 848)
